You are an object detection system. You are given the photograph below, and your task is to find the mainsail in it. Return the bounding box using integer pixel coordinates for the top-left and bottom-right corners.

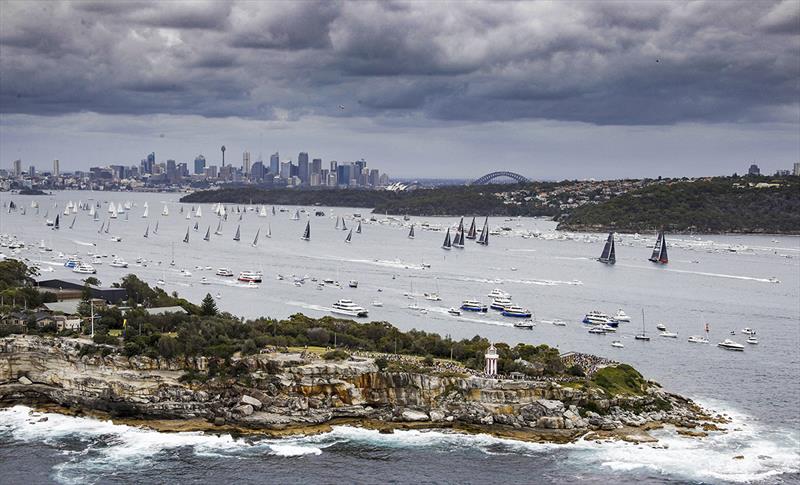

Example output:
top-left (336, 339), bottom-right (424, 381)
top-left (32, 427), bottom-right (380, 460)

top-left (183, 226), bottom-right (190, 243)
top-left (54, 214), bottom-right (60, 230)
top-left (203, 227), bottom-right (210, 241)
top-left (476, 217), bottom-right (489, 246)
top-left (252, 228), bottom-right (260, 247)
top-left (598, 232), bottom-right (616, 264)
top-left (69, 216), bottom-right (76, 229)
top-left (466, 217), bottom-right (477, 239)
top-left (442, 228), bottom-right (452, 250)
top-left (233, 225), bottom-right (241, 241)
top-left (649, 232), bottom-right (668, 264)
top-left (356, 221), bottom-right (362, 234)
top-left (345, 228), bottom-right (353, 243)
top-left (301, 221), bottom-right (311, 241)
top-left (408, 224), bottom-right (415, 239)
top-left (144, 225), bottom-right (149, 238)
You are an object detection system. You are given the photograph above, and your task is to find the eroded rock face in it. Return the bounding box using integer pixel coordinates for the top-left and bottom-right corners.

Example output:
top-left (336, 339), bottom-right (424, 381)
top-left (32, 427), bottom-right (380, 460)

top-left (0, 336), bottom-right (707, 437)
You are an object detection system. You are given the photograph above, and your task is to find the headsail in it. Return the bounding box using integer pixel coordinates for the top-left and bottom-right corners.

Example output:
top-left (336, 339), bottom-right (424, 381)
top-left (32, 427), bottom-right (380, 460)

top-left (476, 217), bottom-right (489, 245)
top-left (649, 232), bottom-right (667, 263)
top-left (466, 217), bottom-right (477, 239)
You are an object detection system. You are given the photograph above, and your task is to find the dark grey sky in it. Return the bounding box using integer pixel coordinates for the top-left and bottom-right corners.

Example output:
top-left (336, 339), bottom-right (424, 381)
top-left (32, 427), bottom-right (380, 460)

top-left (1, 0), bottom-right (798, 178)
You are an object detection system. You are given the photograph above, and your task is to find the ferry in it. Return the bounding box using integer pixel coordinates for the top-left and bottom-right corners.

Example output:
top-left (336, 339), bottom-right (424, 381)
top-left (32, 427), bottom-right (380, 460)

top-left (331, 299), bottom-right (368, 318)
top-left (718, 339), bottom-right (744, 351)
top-left (72, 262), bottom-right (96, 274)
top-left (487, 288), bottom-right (510, 299)
top-left (460, 300), bottom-right (488, 312)
top-left (64, 258), bottom-right (80, 269)
top-left (502, 306), bottom-right (532, 318)
top-left (237, 271), bottom-right (263, 283)
top-left (490, 297), bottom-right (513, 311)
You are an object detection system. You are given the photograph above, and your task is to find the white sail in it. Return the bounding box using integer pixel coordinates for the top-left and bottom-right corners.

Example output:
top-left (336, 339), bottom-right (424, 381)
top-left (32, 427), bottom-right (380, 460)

top-left (107, 202), bottom-right (115, 213)
top-left (259, 206), bottom-right (267, 217)
top-left (142, 206), bottom-right (149, 218)
top-left (162, 205), bottom-right (169, 216)
top-left (196, 206), bottom-right (202, 217)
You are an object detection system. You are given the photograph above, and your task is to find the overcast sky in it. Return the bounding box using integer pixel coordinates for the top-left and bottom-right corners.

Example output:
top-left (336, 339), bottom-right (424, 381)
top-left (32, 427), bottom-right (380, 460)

top-left (1, 0), bottom-right (798, 179)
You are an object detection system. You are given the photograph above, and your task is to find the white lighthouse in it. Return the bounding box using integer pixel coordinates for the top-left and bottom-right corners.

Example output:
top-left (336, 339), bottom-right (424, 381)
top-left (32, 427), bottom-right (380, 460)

top-left (484, 343), bottom-right (498, 376)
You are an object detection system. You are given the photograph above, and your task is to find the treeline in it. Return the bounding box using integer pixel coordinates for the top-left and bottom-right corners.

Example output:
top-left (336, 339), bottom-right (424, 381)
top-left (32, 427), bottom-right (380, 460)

top-left (180, 184), bottom-right (562, 217)
top-left (558, 176), bottom-right (800, 234)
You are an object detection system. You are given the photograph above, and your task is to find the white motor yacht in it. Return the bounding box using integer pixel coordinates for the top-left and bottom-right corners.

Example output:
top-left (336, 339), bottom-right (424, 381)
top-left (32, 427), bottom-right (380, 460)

top-left (588, 327), bottom-right (607, 334)
top-left (216, 268), bottom-right (234, 277)
top-left (746, 336), bottom-right (759, 345)
top-left (349, 280), bottom-right (358, 288)
top-left (237, 271), bottom-right (263, 283)
top-left (331, 299), bottom-right (368, 317)
top-left (599, 324), bottom-right (617, 333)
top-left (656, 323), bottom-right (667, 331)
top-left (72, 262), bottom-right (96, 274)
top-left (447, 308), bottom-right (461, 316)
top-left (424, 292), bottom-right (441, 301)
top-left (514, 320), bottom-right (535, 329)
top-left (687, 335), bottom-right (709, 344)
top-left (659, 331), bottom-right (678, 338)
top-left (109, 258), bottom-right (128, 268)
top-left (613, 309), bottom-right (631, 322)
top-left (741, 327), bottom-right (756, 335)
top-left (487, 288), bottom-right (511, 299)
top-left (611, 341), bottom-right (624, 348)
top-left (718, 339), bottom-right (744, 351)
top-left (551, 319), bottom-right (567, 326)
top-left (583, 311), bottom-right (617, 326)
top-left (372, 300), bottom-right (383, 307)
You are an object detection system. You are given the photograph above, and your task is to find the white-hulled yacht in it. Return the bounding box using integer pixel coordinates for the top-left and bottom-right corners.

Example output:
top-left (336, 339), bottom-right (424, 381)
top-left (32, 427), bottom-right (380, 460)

top-left (687, 335), bottom-right (709, 344)
top-left (216, 268), bottom-right (234, 277)
top-left (613, 309), bottom-right (631, 322)
top-left (237, 271), bottom-right (263, 283)
top-left (659, 331), bottom-right (678, 338)
top-left (583, 311), bottom-right (618, 327)
top-left (487, 288), bottom-right (510, 299)
top-left (718, 339), bottom-right (744, 351)
top-left (72, 262), bottom-right (96, 274)
top-left (331, 299), bottom-right (368, 317)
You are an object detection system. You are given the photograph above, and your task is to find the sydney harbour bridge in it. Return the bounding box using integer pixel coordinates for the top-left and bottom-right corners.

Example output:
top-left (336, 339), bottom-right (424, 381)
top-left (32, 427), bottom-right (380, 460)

top-left (469, 171), bottom-right (530, 185)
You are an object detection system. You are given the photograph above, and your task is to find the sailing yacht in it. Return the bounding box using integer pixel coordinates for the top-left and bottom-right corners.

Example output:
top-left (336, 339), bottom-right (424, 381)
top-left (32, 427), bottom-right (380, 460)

top-left (69, 216), bottom-right (76, 229)
top-left (162, 205), bottom-right (169, 216)
top-left (345, 228), bottom-right (353, 243)
top-left (356, 221), bottom-right (362, 234)
top-left (196, 206), bottom-right (202, 217)
top-left (453, 218), bottom-right (465, 248)
top-left (598, 232), bottom-right (616, 264)
top-left (233, 225), bottom-right (241, 241)
top-left (259, 206), bottom-right (267, 217)
top-left (252, 228), bottom-right (260, 247)
top-left (476, 217), bottom-right (489, 245)
top-left (154, 221), bottom-right (159, 234)
top-left (442, 228), bottom-right (452, 250)
top-left (193, 221), bottom-right (199, 231)
top-left (203, 227), bottom-right (211, 241)
top-left (649, 231), bottom-right (669, 264)
top-left (408, 224), bottom-right (415, 239)
top-left (341, 218), bottom-right (347, 231)
top-left (267, 224), bottom-right (272, 238)
top-left (214, 220), bottom-right (222, 235)
top-left (143, 225), bottom-right (149, 238)
top-left (183, 226), bottom-right (190, 243)
top-left (301, 221), bottom-right (311, 241)
top-left (142, 206), bottom-right (149, 218)
top-left (53, 214), bottom-right (60, 230)
top-left (291, 209), bottom-right (300, 221)
top-left (688, 323), bottom-right (711, 343)
top-left (466, 217), bottom-right (477, 239)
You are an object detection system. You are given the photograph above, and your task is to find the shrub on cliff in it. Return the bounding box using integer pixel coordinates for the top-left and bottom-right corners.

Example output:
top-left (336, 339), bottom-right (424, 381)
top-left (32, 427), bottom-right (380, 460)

top-left (591, 364), bottom-right (647, 396)
top-left (322, 349), bottom-right (350, 361)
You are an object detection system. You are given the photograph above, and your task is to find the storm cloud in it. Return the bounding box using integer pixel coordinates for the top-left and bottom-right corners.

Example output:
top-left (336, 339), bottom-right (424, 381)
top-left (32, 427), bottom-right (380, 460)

top-left (1, 0), bottom-right (797, 125)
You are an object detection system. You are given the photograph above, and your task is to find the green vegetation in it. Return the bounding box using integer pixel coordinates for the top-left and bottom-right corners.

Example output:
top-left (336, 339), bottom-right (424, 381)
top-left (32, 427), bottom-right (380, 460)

top-left (180, 183), bottom-right (562, 217)
top-left (0, 259), bottom-right (49, 310)
top-left (559, 176), bottom-right (800, 234)
top-left (590, 364), bottom-right (647, 396)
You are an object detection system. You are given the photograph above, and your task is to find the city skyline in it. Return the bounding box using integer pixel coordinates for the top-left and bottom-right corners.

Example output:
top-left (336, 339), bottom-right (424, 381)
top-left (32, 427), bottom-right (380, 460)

top-left (1, 1), bottom-right (798, 178)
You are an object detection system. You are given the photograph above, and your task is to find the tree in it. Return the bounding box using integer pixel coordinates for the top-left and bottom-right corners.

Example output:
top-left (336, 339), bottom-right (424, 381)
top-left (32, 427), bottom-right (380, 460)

top-left (200, 293), bottom-right (218, 316)
top-left (83, 277), bottom-right (101, 287)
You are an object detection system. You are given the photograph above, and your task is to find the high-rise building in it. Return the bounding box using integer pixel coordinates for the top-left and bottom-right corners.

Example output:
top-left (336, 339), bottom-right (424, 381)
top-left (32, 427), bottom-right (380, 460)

top-left (12, 159), bottom-right (22, 177)
top-left (298, 152), bottom-right (309, 184)
top-left (28, 165), bottom-right (35, 177)
top-left (243, 151), bottom-right (251, 176)
top-left (748, 164), bottom-right (760, 176)
top-left (794, 162), bottom-right (800, 176)
top-left (251, 161), bottom-right (265, 181)
top-left (311, 158), bottom-right (322, 177)
top-left (194, 155), bottom-right (206, 175)
top-left (166, 159), bottom-right (177, 182)
top-left (147, 152), bottom-right (155, 173)
top-left (269, 152), bottom-right (280, 174)
top-left (369, 169), bottom-right (380, 186)
top-left (320, 168), bottom-right (329, 186)
top-left (337, 164), bottom-right (350, 186)
top-left (205, 165), bottom-right (218, 179)
top-left (280, 161), bottom-right (292, 179)
top-left (330, 160), bottom-right (338, 173)
top-left (53, 159), bottom-right (59, 177)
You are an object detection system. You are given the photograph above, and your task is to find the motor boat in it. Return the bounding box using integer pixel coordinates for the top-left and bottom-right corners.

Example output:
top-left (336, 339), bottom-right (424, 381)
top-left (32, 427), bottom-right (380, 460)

top-left (551, 319), bottom-right (567, 326)
top-left (688, 335), bottom-right (709, 344)
top-left (613, 309), bottom-right (631, 322)
top-left (599, 324), bottom-right (617, 332)
top-left (109, 258), bottom-right (128, 268)
top-left (490, 297), bottom-right (513, 311)
top-left (487, 288), bottom-right (511, 299)
top-left (237, 271), bottom-right (263, 283)
top-left (200, 277), bottom-right (210, 285)
top-left (502, 306), bottom-right (532, 318)
top-left (659, 331), bottom-right (678, 338)
top-left (90, 257), bottom-right (103, 265)
top-left (588, 327), bottom-right (607, 334)
top-left (245, 281), bottom-right (259, 288)
top-left (461, 300), bottom-right (488, 312)
top-left (110, 236), bottom-right (122, 242)
top-left (372, 300), bottom-right (383, 307)
top-left (424, 292), bottom-right (441, 301)
top-left (331, 299), bottom-right (368, 317)
top-left (447, 308), bottom-right (461, 316)
top-left (72, 262), bottom-right (96, 274)
top-left (741, 328), bottom-right (756, 335)
top-left (216, 268), bottom-right (234, 277)
top-left (746, 336), bottom-right (759, 345)
top-left (611, 341), bottom-right (624, 348)
top-left (583, 311), bottom-right (618, 327)
top-left (718, 339), bottom-right (744, 351)
top-left (514, 320), bottom-right (535, 329)
top-left (634, 334), bottom-right (651, 341)
top-left (181, 270), bottom-right (192, 277)
top-left (349, 280), bottom-right (358, 288)
top-left (656, 323), bottom-right (667, 331)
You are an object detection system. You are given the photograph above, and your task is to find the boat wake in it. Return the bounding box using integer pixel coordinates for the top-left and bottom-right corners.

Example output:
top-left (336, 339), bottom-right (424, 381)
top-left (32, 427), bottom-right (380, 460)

top-left (620, 264), bottom-right (780, 283)
top-left (71, 240), bottom-right (96, 247)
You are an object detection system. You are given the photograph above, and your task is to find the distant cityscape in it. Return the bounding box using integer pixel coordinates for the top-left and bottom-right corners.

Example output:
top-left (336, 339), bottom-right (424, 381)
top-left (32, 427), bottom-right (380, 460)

top-left (0, 147), bottom-right (392, 191)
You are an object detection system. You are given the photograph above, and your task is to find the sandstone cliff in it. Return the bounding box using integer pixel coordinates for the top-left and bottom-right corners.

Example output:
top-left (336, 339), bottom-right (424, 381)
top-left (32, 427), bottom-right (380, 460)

top-left (0, 336), bottom-right (722, 441)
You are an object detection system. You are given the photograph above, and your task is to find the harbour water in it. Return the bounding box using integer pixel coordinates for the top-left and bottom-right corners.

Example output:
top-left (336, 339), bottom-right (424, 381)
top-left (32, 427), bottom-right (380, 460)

top-left (1, 191), bottom-right (799, 484)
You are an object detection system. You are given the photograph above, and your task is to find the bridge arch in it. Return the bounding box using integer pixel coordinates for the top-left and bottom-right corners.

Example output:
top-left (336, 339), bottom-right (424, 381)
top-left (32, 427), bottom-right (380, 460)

top-left (470, 171), bottom-right (530, 185)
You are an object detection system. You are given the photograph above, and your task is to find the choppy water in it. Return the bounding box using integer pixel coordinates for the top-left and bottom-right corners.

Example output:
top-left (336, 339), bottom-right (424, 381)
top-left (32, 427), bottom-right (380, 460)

top-left (1, 191), bottom-right (799, 484)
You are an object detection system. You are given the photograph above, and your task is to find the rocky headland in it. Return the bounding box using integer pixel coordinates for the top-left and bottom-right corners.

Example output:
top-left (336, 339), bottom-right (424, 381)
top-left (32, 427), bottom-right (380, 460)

top-left (0, 335), bottom-right (728, 443)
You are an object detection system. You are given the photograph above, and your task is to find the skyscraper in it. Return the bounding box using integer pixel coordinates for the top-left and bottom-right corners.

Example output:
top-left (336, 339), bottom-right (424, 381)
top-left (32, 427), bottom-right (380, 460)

top-left (166, 159), bottom-right (177, 182)
top-left (12, 159), bottom-right (21, 177)
top-left (53, 159), bottom-right (59, 177)
top-left (194, 155), bottom-right (206, 175)
top-left (280, 161), bottom-right (292, 179)
top-left (243, 151), bottom-right (251, 176)
top-left (330, 160), bottom-right (338, 173)
top-left (748, 164), bottom-right (760, 176)
top-left (298, 152), bottom-right (309, 184)
top-left (270, 152), bottom-right (280, 174)
top-left (794, 162), bottom-right (800, 176)
top-left (311, 158), bottom-right (322, 177)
